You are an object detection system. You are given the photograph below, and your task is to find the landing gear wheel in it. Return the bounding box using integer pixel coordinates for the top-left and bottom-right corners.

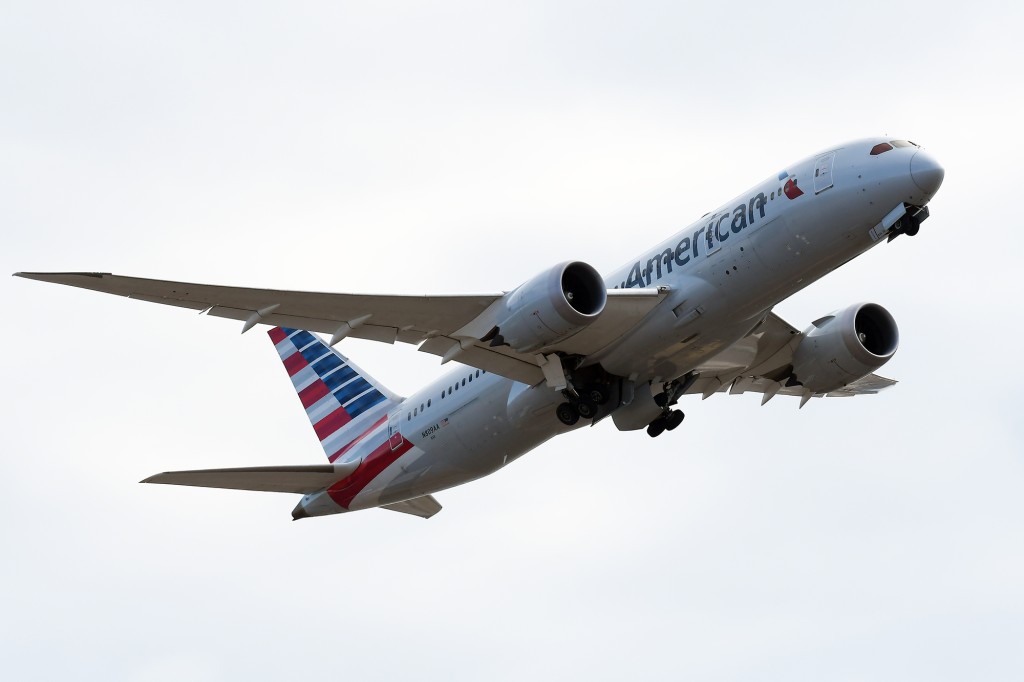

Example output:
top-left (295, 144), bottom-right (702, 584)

top-left (665, 409), bottom-right (685, 431)
top-left (556, 402), bottom-right (580, 426)
top-left (585, 384), bottom-right (610, 406)
top-left (647, 417), bottom-right (667, 438)
top-left (576, 399), bottom-right (597, 419)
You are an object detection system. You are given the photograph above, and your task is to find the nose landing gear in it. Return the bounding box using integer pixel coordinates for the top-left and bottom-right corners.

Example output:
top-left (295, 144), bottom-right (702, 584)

top-left (889, 205), bottom-right (929, 240)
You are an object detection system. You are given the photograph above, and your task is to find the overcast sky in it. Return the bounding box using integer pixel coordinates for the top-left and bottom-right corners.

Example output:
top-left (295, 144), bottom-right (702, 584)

top-left (3, 1), bottom-right (1023, 680)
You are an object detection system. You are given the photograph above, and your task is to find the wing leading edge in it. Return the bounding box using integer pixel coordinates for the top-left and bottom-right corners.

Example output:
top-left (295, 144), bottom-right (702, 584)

top-left (14, 271), bottom-right (667, 385)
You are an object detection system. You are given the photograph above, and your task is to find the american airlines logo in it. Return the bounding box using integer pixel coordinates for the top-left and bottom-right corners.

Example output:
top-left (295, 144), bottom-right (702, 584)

top-left (616, 188), bottom-right (777, 289)
top-left (784, 177), bottom-right (804, 199)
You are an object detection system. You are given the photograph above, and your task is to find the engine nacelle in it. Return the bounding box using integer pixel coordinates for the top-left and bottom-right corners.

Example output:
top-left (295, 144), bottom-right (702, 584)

top-left (495, 261), bottom-right (606, 353)
top-left (791, 303), bottom-right (899, 393)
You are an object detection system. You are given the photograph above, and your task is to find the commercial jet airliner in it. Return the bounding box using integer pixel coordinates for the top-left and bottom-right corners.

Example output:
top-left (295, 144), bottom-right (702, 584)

top-left (16, 137), bottom-right (944, 520)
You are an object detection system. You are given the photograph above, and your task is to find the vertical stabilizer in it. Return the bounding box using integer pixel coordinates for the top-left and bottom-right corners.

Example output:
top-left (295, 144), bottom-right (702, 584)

top-left (268, 327), bottom-right (401, 462)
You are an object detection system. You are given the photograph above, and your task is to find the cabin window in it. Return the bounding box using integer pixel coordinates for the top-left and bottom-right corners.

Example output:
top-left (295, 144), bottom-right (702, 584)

top-left (427, 399), bottom-right (431, 408)
top-left (476, 370), bottom-right (480, 378)
top-left (462, 378), bottom-right (466, 386)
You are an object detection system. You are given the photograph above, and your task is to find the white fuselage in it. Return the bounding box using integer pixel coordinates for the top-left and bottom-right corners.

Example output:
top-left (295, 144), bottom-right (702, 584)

top-left (298, 138), bottom-right (942, 516)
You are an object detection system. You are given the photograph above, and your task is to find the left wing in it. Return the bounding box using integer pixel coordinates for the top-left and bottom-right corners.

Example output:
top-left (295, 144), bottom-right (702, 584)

top-left (14, 272), bottom-right (667, 385)
top-left (683, 312), bottom-right (896, 406)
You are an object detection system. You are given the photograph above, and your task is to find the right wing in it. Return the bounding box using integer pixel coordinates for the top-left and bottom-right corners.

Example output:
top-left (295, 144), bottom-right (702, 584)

top-left (15, 272), bottom-right (667, 385)
top-left (683, 312), bottom-right (896, 406)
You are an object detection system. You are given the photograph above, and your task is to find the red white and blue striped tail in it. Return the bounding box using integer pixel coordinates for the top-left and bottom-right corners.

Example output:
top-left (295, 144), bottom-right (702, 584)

top-left (268, 327), bottom-right (400, 463)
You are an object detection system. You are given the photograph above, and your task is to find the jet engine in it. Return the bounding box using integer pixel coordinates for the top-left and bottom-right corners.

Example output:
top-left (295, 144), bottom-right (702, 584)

top-left (791, 303), bottom-right (899, 393)
top-left (492, 261), bottom-right (606, 353)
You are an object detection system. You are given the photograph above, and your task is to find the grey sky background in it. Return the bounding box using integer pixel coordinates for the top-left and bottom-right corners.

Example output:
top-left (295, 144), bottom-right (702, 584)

top-left (3, 1), bottom-right (1023, 680)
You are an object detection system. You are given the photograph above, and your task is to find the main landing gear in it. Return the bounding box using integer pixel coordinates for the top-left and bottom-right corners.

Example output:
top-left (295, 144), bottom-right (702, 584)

top-left (645, 372), bottom-right (696, 437)
top-left (646, 409), bottom-right (684, 437)
top-left (555, 382), bottom-right (611, 426)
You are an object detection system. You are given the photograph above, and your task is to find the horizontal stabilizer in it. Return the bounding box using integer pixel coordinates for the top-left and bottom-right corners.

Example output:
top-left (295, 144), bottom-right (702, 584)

top-left (142, 461), bottom-right (360, 494)
top-left (380, 495), bottom-right (443, 519)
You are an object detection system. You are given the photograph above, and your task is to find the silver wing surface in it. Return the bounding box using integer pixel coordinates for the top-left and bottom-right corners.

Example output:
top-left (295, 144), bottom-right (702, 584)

top-left (684, 312), bottom-right (896, 406)
top-left (14, 272), bottom-right (667, 385)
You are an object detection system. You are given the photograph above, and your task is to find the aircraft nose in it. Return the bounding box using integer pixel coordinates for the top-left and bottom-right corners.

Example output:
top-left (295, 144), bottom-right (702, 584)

top-left (910, 149), bottom-right (944, 197)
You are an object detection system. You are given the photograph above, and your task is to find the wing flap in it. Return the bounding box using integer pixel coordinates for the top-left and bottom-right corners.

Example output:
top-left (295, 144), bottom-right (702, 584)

top-left (418, 336), bottom-right (545, 385)
top-left (141, 462), bottom-right (360, 494)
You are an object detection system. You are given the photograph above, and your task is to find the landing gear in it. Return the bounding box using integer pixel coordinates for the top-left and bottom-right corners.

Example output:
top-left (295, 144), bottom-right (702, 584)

top-left (646, 409), bottom-right (684, 438)
top-left (584, 383), bottom-right (610, 406)
top-left (576, 399), bottom-right (598, 419)
top-left (647, 419), bottom-right (667, 438)
top-left (555, 396), bottom-right (596, 424)
top-left (665, 409), bottom-right (685, 431)
top-left (889, 205), bottom-right (929, 240)
top-left (550, 361), bottom-right (616, 425)
top-left (556, 402), bottom-right (580, 426)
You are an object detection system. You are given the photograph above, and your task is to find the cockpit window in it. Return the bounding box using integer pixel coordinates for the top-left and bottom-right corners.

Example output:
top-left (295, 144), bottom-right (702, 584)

top-left (871, 139), bottom-right (921, 155)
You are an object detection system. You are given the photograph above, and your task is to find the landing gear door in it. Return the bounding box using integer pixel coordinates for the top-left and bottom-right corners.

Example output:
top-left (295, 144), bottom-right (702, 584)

top-left (814, 152), bottom-right (835, 194)
top-left (388, 413), bottom-right (404, 451)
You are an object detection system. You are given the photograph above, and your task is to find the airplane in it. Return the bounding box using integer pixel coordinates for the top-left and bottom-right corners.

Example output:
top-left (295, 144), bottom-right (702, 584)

top-left (15, 136), bottom-right (944, 521)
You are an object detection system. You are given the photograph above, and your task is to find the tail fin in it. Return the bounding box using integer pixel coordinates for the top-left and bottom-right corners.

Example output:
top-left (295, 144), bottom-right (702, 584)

top-left (268, 327), bottom-right (401, 462)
